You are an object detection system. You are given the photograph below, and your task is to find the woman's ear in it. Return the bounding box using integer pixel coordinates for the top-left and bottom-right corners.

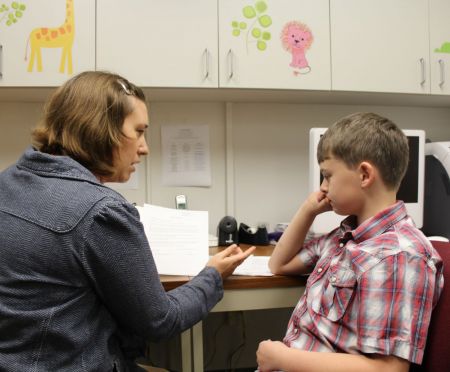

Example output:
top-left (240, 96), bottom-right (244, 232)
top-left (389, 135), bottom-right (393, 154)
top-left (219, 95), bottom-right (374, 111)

top-left (358, 161), bottom-right (375, 188)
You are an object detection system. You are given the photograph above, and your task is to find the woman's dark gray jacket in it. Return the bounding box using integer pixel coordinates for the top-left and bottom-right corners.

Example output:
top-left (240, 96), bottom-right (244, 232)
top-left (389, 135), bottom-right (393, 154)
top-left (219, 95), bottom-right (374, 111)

top-left (0, 147), bottom-right (223, 371)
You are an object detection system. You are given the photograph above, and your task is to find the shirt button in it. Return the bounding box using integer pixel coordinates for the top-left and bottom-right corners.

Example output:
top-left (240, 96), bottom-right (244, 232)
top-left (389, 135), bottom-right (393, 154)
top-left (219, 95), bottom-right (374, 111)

top-left (317, 267), bottom-right (323, 273)
top-left (330, 276), bottom-right (337, 283)
top-left (339, 242), bottom-right (344, 248)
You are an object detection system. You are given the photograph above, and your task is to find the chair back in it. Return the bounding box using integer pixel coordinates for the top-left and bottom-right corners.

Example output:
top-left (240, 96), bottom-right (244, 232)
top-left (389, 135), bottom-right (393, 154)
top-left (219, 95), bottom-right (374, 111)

top-left (411, 240), bottom-right (449, 372)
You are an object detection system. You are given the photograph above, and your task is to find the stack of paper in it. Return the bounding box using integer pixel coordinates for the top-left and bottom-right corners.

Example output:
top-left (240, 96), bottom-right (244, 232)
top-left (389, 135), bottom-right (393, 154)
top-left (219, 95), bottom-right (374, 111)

top-left (231, 255), bottom-right (274, 276)
top-left (136, 204), bottom-right (209, 275)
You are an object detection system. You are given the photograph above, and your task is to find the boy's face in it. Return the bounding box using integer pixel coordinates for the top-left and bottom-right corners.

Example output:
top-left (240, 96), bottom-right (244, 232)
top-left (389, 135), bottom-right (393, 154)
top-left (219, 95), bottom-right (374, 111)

top-left (319, 156), bottom-right (364, 216)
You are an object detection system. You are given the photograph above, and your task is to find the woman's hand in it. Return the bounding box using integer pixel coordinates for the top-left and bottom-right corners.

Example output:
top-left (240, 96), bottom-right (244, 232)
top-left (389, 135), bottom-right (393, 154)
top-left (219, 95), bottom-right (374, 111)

top-left (206, 244), bottom-right (256, 279)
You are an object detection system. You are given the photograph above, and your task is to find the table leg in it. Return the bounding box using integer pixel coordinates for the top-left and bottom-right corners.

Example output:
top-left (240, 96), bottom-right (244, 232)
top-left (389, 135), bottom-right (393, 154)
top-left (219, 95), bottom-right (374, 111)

top-left (191, 322), bottom-right (204, 372)
top-left (180, 328), bottom-right (192, 372)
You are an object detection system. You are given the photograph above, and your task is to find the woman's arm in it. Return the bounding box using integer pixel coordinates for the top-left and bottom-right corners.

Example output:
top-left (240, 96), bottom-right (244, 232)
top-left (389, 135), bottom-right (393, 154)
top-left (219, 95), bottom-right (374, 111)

top-left (80, 200), bottom-right (249, 342)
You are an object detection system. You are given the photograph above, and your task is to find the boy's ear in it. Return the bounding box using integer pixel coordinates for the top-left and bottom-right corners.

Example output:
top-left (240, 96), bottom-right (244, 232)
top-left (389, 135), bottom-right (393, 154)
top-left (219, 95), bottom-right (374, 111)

top-left (358, 161), bottom-right (375, 188)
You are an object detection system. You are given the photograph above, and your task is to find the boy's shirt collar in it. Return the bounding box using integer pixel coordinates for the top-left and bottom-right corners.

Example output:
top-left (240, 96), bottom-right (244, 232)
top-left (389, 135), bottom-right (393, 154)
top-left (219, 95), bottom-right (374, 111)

top-left (339, 201), bottom-right (407, 244)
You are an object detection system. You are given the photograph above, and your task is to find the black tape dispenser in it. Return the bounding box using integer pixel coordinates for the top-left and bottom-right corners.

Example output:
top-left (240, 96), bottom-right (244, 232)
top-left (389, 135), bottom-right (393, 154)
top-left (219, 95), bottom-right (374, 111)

top-left (238, 223), bottom-right (269, 245)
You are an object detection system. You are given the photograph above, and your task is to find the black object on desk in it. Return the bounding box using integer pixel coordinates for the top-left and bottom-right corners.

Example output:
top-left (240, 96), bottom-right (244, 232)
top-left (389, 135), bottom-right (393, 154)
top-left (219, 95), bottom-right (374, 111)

top-left (423, 154), bottom-right (450, 240)
top-left (217, 216), bottom-right (239, 246)
top-left (238, 223), bottom-right (269, 245)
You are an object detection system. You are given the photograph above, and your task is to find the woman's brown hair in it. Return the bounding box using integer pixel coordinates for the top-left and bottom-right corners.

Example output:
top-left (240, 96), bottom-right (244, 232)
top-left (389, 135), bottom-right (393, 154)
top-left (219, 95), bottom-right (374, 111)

top-left (32, 71), bottom-right (146, 178)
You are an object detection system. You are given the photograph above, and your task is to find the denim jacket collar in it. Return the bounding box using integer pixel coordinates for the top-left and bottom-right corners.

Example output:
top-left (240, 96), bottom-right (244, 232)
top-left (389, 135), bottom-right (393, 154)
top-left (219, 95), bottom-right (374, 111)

top-left (18, 147), bottom-right (101, 185)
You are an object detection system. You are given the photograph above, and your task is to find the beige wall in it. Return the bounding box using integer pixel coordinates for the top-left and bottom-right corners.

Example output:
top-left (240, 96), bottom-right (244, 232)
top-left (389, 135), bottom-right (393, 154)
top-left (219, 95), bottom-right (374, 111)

top-left (3, 100), bottom-right (449, 233)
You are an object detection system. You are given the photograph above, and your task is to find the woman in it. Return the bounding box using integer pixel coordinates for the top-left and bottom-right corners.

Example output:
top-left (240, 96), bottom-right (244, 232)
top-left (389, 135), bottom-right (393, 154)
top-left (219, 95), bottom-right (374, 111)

top-left (0, 71), bottom-right (254, 371)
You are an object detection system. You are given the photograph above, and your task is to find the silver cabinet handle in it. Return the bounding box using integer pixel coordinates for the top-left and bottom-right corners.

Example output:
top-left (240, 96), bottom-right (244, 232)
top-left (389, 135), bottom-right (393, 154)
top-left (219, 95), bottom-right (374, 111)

top-left (419, 58), bottom-right (426, 85)
top-left (227, 49), bottom-right (234, 80)
top-left (438, 59), bottom-right (445, 87)
top-left (203, 48), bottom-right (209, 80)
top-left (0, 45), bottom-right (3, 78)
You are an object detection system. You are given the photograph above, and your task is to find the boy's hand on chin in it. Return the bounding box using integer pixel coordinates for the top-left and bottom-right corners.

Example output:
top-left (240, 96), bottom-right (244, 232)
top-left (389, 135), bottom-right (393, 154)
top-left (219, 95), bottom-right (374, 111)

top-left (303, 191), bottom-right (333, 216)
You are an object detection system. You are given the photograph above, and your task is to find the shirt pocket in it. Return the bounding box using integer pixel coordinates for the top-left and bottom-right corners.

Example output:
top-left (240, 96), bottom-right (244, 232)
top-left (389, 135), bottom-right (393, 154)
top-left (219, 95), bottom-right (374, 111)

top-left (311, 266), bottom-right (356, 321)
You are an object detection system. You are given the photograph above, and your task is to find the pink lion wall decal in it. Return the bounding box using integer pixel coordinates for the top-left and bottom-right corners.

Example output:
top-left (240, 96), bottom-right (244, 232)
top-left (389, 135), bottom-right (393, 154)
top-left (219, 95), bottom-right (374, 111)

top-left (281, 21), bottom-right (313, 75)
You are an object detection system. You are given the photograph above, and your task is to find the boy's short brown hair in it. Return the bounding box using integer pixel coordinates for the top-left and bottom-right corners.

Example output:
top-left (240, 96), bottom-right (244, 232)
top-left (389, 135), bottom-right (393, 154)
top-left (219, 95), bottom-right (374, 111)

top-left (317, 112), bottom-right (409, 190)
top-left (32, 71), bottom-right (146, 178)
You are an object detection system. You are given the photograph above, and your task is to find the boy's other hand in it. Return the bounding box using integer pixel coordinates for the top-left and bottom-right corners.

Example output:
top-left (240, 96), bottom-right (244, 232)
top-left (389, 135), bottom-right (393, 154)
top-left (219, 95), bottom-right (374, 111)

top-left (256, 339), bottom-right (287, 372)
top-left (206, 244), bottom-right (256, 279)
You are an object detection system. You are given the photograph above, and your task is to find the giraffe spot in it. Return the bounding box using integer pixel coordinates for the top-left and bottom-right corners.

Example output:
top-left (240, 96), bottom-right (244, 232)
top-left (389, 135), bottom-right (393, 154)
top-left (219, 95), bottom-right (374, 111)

top-left (59, 27), bottom-right (66, 35)
top-left (36, 33), bottom-right (41, 40)
top-left (51, 30), bottom-right (58, 38)
top-left (41, 28), bottom-right (48, 35)
top-left (66, 25), bottom-right (72, 33)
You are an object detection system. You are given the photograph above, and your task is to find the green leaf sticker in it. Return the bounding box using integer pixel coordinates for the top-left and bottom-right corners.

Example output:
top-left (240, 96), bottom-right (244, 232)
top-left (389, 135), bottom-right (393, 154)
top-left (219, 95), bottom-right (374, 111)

top-left (258, 15), bottom-right (272, 28)
top-left (252, 28), bottom-right (261, 38)
top-left (257, 40), bottom-right (267, 51)
top-left (231, 1), bottom-right (272, 53)
top-left (435, 42), bottom-right (450, 54)
top-left (243, 5), bottom-right (256, 19)
top-left (0, 2), bottom-right (26, 27)
top-left (255, 1), bottom-right (267, 13)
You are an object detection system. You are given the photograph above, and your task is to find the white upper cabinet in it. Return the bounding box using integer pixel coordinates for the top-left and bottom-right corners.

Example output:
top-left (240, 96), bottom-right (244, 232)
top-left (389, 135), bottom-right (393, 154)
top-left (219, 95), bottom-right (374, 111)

top-left (219, 0), bottom-right (330, 90)
top-left (330, 0), bottom-right (429, 94)
top-left (0, 0), bottom-right (95, 86)
top-left (430, 0), bottom-right (450, 95)
top-left (96, 0), bottom-right (218, 88)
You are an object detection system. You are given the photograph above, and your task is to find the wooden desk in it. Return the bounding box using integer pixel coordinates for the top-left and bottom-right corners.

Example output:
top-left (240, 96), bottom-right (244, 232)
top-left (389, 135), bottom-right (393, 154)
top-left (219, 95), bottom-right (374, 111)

top-left (160, 245), bottom-right (306, 372)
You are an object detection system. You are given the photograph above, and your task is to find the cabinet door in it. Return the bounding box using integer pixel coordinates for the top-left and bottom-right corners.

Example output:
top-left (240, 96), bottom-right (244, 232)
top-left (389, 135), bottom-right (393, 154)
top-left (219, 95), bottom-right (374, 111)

top-left (97, 0), bottom-right (218, 88)
top-left (0, 0), bottom-right (95, 87)
top-left (219, 0), bottom-right (330, 90)
top-left (430, 0), bottom-right (450, 95)
top-left (331, 0), bottom-right (429, 94)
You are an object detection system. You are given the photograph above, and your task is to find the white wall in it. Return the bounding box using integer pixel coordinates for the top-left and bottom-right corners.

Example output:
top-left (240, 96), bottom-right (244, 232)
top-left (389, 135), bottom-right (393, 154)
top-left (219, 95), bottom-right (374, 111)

top-left (2, 100), bottom-right (450, 232)
top-left (231, 103), bottom-right (450, 232)
top-left (0, 102), bottom-right (42, 170)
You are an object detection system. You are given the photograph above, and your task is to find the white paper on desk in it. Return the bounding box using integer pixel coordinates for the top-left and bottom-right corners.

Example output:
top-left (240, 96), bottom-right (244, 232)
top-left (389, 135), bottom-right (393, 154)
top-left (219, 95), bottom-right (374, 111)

top-left (232, 255), bottom-right (274, 276)
top-left (136, 204), bottom-right (209, 275)
top-left (161, 124), bottom-right (211, 187)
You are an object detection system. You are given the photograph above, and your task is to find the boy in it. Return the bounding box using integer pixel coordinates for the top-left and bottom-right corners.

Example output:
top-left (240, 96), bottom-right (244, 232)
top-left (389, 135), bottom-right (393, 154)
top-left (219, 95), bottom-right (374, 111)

top-left (256, 113), bottom-right (443, 372)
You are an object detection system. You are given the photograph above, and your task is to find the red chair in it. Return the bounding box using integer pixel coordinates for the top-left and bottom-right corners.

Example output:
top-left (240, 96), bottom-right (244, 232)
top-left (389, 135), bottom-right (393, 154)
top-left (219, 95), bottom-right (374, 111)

top-left (410, 240), bottom-right (450, 372)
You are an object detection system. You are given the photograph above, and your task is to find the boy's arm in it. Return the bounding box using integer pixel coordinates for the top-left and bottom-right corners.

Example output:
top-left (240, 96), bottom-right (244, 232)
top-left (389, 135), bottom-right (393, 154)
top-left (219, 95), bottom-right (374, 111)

top-left (269, 191), bottom-right (331, 275)
top-left (257, 340), bottom-right (410, 372)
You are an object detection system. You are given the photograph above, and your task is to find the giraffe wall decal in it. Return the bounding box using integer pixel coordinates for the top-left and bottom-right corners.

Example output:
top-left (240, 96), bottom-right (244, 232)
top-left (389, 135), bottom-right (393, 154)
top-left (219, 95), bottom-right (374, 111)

top-left (26, 0), bottom-right (75, 74)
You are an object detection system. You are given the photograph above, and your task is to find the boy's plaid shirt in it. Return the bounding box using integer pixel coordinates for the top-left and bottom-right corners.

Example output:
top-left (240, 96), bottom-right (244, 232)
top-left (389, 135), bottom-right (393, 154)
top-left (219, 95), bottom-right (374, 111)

top-left (284, 201), bottom-right (444, 364)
